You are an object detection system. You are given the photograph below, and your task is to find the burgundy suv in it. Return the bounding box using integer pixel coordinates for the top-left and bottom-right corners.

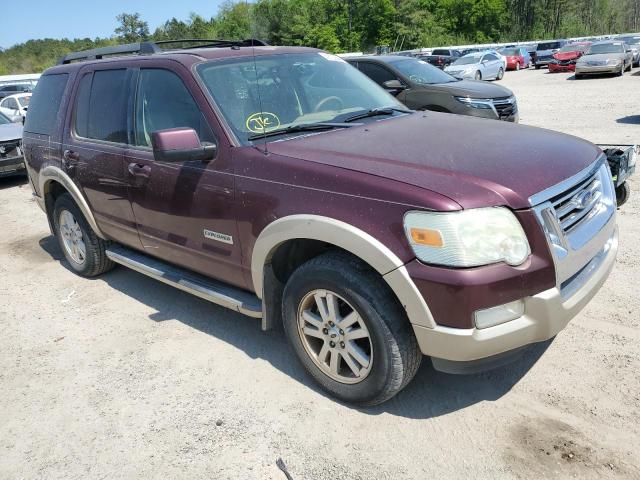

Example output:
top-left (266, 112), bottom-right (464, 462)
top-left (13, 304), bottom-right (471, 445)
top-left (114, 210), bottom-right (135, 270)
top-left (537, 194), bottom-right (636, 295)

top-left (23, 40), bottom-right (618, 405)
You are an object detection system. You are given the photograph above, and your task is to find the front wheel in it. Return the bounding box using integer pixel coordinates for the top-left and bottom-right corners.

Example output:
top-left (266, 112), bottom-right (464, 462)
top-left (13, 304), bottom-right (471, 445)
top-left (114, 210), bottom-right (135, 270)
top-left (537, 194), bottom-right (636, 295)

top-left (496, 67), bottom-right (504, 80)
top-left (515, 62), bottom-right (520, 71)
top-left (282, 252), bottom-right (422, 405)
top-left (474, 70), bottom-right (482, 80)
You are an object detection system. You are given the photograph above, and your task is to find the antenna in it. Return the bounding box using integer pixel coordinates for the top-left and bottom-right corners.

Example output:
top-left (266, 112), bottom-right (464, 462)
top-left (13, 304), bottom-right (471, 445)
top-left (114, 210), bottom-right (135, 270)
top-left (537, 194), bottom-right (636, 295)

top-left (247, 1), bottom-right (268, 154)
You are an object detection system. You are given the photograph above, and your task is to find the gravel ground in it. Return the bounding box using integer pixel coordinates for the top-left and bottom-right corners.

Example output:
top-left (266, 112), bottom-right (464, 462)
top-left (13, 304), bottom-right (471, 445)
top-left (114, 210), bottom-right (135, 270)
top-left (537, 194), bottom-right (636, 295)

top-left (1, 68), bottom-right (639, 479)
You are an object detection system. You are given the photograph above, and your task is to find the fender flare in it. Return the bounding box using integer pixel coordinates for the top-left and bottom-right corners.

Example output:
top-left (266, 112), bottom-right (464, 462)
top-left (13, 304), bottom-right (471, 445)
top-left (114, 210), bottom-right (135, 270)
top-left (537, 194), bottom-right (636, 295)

top-left (39, 165), bottom-right (107, 239)
top-left (251, 215), bottom-right (436, 329)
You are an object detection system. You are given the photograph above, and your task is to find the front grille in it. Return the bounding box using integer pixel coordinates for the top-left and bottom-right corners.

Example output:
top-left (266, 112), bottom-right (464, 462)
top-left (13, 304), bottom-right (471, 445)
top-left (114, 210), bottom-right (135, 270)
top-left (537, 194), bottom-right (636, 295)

top-left (558, 59), bottom-right (575, 65)
top-left (548, 173), bottom-right (602, 233)
top-left (492, 97), bottom-right (517, 119)
top-left (0, 140), bottom-right (21, 159)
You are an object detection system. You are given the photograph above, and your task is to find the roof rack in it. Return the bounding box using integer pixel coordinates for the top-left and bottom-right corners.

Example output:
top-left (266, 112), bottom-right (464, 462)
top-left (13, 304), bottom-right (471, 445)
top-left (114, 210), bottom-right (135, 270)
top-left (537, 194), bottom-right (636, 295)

top-left (57, 38), bottom-right (269, 65)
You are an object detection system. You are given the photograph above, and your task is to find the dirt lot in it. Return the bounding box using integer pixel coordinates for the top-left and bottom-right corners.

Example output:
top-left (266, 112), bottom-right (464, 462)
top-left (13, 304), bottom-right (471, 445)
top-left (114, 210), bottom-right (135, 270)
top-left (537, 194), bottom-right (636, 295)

top-left (1, 68), bottom-right (639, 479)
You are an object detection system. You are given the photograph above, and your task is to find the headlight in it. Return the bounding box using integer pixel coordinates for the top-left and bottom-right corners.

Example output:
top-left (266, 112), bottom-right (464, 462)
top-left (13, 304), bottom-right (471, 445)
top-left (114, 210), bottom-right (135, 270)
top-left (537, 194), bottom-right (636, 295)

top-left (404, 208), bottom-right (531, 267)
top-left (454, 96), bottom-right (493, 109)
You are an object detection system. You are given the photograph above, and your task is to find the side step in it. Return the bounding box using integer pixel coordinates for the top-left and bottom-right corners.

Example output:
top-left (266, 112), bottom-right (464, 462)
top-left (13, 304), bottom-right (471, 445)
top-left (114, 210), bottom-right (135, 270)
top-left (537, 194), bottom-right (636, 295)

top-left (105, 245), bottom-right (262, 318)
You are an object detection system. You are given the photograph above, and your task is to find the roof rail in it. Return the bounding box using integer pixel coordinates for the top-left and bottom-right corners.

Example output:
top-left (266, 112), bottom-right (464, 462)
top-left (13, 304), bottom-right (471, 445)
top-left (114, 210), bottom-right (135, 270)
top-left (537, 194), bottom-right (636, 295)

top-left (57, 38), bottom-right (269, 65)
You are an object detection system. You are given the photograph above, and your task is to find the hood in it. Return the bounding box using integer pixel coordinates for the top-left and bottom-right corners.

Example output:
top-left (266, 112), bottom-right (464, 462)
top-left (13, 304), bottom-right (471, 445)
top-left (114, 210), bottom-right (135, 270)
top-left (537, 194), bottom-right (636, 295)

top-left (265, 112), bottom-right (601, 210)
top-left (553, 51), bottom-right (581, 61)
top-left (425, 79), bottom-right (513, 98)
top-left (581, 52), bottom-right (625, 62)
top-left (0, 122), bottom-right (22, 142)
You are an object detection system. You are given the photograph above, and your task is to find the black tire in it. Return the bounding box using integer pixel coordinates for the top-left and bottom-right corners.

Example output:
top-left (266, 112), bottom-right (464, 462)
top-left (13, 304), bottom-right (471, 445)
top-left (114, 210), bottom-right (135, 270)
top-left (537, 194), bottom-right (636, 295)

top-left (282, 252), bottom-right (422, 405)
top-left (496, 67), bottom-right (504, 80)
top-left (616, 182), bottom-right (630, 207)
top-left (474, 70), bottom-right (482, 81)
top-left (535, 64), bottom-right (541, 70)
top-left (53, 193), bottom-right (114, 277)
top-left (575, 73), bottom-right (583, 80)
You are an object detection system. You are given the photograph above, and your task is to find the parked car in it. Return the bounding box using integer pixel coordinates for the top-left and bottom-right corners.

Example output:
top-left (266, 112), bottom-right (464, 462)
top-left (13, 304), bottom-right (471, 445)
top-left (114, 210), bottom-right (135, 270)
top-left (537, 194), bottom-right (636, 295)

top-left (0, 112), bottom-right (25, 177)
top-left (534, 39), bottom-right (567, 68)
top-left (548, 42), bottom-right (591, 72)
top-left (575, 40), bottom-right (633, 78)
top-left (461, 48), bottom-right (481, 56)
top-left (24, 40), bottom-right (618, 405)
top-left (0, 83), bottom-right (33, 100)
top-left (419, 48), bottom-right (462, 69)
top-left (0, 93), bottom-right (31, 121)
top-left (498, 47), bottom-right (530, 70)
top-left (445, 51), bottom-right (505, 80)
top-left (616, 35), bottom-right (640, 67)
top-left (348, 55), bottom-right (518, 121)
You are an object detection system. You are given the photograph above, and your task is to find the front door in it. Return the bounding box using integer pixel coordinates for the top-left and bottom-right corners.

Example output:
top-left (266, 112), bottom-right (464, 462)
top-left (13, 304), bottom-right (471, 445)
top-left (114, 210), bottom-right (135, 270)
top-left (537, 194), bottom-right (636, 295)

top-left (124, 66), bottom-right (245, 289)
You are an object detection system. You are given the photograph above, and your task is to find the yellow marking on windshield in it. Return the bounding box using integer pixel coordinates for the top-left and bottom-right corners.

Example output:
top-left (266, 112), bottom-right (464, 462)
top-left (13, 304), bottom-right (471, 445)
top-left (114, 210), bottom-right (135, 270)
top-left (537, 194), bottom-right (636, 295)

top-left (246, 112), bottom-right (281, 133)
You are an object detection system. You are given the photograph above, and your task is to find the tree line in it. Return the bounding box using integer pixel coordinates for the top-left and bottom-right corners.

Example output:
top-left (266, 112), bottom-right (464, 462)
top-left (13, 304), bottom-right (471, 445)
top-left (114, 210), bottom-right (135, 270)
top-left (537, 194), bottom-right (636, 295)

top-left (1, 0), bottom-right (639, 74)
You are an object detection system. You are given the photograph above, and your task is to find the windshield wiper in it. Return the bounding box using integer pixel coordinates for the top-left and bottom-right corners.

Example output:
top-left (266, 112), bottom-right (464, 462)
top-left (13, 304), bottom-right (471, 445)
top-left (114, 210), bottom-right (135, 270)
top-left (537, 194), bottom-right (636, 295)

top-left (247, 122), bottom-right (354, 141)
top-left (343, 107), bottom-right (412, 123)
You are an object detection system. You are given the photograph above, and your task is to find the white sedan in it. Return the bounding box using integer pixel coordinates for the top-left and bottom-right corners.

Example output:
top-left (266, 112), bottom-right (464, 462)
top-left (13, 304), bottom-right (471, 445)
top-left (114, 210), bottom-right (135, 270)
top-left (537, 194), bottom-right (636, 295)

top-left (444, 52), bottom-right (505, 81)
top-left (0, 93), bottom-right (31, 122)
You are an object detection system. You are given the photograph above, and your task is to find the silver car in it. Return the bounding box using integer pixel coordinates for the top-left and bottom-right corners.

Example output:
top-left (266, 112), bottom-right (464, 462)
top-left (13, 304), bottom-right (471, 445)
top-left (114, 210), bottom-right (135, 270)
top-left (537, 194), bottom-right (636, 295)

top-left (0, 112), bottom-right (25, 177)
top-left (444, 52), bottom-right (505, 81)
top-left (575, 41), bottom-right (633, 78)
top-left (616, 35), bottom-right (640, 67)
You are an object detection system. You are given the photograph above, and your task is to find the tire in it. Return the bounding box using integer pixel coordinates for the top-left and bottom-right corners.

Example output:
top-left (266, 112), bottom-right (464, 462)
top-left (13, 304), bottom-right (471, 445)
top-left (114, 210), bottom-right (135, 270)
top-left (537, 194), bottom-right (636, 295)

top-left (474, 70), bottom-right (482, 81)
top-left (282, 252), bottom-right (422, 406)
top-left (496, 67), bottom-right (504, 80)
top-left (575, 73), bottom-right (583, 80)
top-left (535, 64), bottom-right (541, 69)
top-left (626, 61), bottom-right (632, 72)
top-left (616, 182), bottom-right (630, 207)
top-left (53, 193), bottom-right (114, 277)
top-left (515, 62), bottom-right (520, 71)
top-left (618, 67), bottom-right (624, 77)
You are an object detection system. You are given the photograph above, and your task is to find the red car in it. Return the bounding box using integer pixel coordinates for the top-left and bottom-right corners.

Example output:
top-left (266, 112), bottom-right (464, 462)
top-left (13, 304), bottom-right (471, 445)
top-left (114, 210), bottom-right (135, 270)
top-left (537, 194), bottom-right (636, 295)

top-left (499, 47), bottom-right (526, 70)
top-left (548, 42), bottom-right (591, 72)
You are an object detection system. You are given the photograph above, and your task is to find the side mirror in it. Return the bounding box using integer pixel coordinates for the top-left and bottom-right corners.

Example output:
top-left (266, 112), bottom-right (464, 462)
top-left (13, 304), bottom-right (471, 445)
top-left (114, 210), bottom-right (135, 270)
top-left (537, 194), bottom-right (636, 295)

top-left (382, 79), bottom-right (406, 90)
top-left (151, 127), bottom-right (217, 163)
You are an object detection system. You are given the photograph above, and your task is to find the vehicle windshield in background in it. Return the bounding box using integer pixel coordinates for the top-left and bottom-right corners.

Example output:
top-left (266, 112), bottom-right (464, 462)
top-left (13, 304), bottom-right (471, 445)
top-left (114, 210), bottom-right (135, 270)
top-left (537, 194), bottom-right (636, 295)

top-left (0, 113), bottom-right (10, 124)
top-left (586, 42), bottom-right (624, 55)
top-left (196, 52), bottom-right (404, 145)
top-left (537, 42), bottom-right (562, 50)
top-left (431, 49), bottom-right (450, 56)
top-left (618, 36), bottom-right (640, 45)
top-left (452, 55), bottom-right (481, 65)
top-left (559, 44), bottom-right (588, 52)
top-left (391, 58), bottom-right (458, 84)
top-left (18, 96), bottom-right (30, 107)
top-left (500, 48), bottom-right (519, 56)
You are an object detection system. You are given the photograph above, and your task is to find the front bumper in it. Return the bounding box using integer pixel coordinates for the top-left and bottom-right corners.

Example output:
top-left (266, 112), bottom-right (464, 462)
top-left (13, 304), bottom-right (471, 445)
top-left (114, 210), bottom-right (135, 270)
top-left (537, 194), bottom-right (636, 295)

top-left (576, 65), bottom-right (622, 75)
top-left (0, 154), bottom-right (26, 177)
top-left (412, 225), bottom-right (617, 362)
top-left (548, 62), bottom-right (576, 72)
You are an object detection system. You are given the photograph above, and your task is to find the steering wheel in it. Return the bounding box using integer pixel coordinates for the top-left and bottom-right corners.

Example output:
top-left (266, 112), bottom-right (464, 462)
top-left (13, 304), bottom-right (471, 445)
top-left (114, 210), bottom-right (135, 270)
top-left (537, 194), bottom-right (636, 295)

top-left (314, 96), bottom-right (344, 112)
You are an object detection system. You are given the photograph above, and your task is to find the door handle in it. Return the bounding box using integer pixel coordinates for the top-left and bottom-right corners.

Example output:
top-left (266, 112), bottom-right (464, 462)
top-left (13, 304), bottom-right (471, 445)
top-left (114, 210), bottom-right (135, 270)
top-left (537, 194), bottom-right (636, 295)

top-left (128, 162), bottom-right (151, 177)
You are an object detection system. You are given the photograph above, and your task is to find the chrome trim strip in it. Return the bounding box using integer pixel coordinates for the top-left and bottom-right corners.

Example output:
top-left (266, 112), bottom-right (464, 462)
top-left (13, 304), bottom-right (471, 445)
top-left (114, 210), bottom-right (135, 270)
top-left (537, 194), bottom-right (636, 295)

top-left (528, 155), bottom-right (606, 206)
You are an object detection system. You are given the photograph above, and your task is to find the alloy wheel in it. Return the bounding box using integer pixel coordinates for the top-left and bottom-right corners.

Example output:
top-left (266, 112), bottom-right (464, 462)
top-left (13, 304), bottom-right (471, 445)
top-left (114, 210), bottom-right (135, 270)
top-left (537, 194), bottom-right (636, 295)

top-left (59, 210), bottom-right (87, 265)
top-left (297, 289), bottom-right (373, 384)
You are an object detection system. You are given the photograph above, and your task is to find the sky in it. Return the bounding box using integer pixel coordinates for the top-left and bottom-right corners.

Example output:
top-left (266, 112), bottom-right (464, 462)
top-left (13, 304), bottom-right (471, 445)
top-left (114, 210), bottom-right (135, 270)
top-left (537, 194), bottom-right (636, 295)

top-left (1, 0), bottom-right (226, 49)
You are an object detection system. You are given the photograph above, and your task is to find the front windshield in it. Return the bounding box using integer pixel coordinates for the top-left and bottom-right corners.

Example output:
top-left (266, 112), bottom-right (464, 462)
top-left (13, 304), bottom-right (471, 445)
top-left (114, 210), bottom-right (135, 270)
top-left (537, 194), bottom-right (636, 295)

top-left (500, 48), bottom-right (518, 56)
top-left (391, 58), bottom-right (457, 84)
top-left (452, 55), bottom-right (481, 66)
top-left (559, 44), bottom-right (588, 52)
top-left (0, 113), bottom-right (9, 125)
top-left (586, 42), bottom-right (624, 55)
top-left (197, 52), bottom-right (404, 145)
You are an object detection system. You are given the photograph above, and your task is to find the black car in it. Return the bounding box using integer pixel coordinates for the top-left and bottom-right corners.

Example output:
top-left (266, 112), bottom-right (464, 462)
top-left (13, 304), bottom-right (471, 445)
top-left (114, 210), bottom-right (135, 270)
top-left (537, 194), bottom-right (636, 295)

top-left (347, 55), bottom-right (518, 122)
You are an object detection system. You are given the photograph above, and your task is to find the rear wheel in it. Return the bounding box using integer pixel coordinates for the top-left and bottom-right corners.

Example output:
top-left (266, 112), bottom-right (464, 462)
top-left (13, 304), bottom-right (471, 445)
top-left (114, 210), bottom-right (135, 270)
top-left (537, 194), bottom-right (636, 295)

top-left (53, 193), bottom-right (114, 277)
top-left (535, 64), bottom-right (541, 70)
top-left (616, 183), bottom-right (630, 207)
top-left (474, 70), bottom-right (482, 80)
top-left (282, 252), bottom-right (422, 405)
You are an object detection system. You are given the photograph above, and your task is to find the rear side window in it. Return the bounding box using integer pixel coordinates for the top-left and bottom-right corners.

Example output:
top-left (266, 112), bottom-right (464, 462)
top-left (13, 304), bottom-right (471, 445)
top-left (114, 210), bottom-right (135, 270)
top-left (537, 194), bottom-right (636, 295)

top-left (24, 73), bottom-right (69, 135)
top-left (74, 69), bottom-right (128, 143)
top-left (134, 68), bottom-right (214, 147)
top-left (432, 49), bottom-right (450, 56)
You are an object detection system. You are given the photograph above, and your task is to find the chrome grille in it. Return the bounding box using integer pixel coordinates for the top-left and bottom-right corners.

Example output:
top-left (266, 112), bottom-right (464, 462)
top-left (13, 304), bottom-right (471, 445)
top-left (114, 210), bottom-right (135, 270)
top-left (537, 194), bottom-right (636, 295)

top-left (549, 174), bottom-right (602, 233)
top-left (492, 97), bottom-right (517, 120)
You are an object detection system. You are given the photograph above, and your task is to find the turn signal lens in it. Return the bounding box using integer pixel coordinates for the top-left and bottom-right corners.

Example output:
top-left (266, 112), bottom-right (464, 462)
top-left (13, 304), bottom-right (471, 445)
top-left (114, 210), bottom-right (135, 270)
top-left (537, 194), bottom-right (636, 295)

top-left (410, 228), bottom-right (443, 247)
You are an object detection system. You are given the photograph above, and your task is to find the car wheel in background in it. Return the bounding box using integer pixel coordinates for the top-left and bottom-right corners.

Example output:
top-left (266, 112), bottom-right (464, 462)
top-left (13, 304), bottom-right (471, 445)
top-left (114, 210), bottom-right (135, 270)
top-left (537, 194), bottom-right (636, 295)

top-left (282, 252), bottom-right (422, 406)
top-left (535, 64), bottom-right (541, 69)
top-left (53, 193), bottom-right (114, 277)
top-left (496, 67), bottom-right (504, 80)
top-left (475, 70), bottom-right (482, 80)
top-left (515, 62), bottom-right (520, 71)
top-left (626, 61), bottom-right (632, 72)
top-left (575, 73), bottom-right (583, 79)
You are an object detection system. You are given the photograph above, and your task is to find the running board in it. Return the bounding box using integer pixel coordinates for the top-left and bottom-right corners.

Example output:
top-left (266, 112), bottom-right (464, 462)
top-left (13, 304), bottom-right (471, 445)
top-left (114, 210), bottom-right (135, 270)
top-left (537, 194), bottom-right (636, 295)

top-left (105, 245), bottom-right (262, 318)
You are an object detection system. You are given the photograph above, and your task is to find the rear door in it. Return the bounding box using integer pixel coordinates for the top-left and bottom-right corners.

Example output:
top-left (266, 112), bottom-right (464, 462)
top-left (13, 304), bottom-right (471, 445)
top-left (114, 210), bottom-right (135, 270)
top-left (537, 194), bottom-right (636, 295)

top-left (124, 64), bottom-right (245, 288)
top-left (63, 66), bottom-right (141, 247)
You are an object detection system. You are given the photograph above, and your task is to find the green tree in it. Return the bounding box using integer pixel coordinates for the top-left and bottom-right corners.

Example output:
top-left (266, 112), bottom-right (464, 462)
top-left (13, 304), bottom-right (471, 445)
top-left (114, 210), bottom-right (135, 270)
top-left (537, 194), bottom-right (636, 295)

top-left (115, 13), bottom-right (150, 43)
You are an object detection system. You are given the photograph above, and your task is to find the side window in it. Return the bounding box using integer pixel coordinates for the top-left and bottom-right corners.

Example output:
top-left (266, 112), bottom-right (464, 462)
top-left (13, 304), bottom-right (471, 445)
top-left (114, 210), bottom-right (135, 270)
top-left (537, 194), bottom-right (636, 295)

top-left (6, 98), bottom-right (19, 110)
top-left (358, 63), bottom-right (396, 86)
top-left (86, 69), bottom-right (128, 143)
top-left (134, 68), bottom-right (214, 147)
top-left (73, 73), bottom-right (92, 138)
top-left (486, 54), bottom-right (498, 61)
top-left (23, 73), bottom-right (69, 135)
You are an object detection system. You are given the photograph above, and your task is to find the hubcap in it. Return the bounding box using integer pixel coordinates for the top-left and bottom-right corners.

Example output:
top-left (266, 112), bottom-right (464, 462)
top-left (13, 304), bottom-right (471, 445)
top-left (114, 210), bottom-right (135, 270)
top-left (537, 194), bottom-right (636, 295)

top-left (59, 210), bottom-right (86, 265)
top-left (297, 290), bottom-right (373, 384)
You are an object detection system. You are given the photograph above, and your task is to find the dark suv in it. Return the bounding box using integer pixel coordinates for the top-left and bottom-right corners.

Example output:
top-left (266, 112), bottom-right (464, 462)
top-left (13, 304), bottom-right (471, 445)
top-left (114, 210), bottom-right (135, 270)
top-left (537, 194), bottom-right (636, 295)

top-left (23, 40), bottom-right (618, 405)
